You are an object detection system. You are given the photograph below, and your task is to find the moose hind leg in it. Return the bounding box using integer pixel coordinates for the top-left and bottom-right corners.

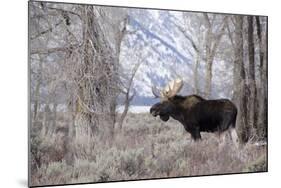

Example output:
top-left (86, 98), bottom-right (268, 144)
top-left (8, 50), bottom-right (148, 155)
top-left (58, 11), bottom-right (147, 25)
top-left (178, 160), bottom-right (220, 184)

top-left (229, 128), bottom-right (239, 148)
top-left (190, 128), bottom-right (201, 141)
top-left (220, 113), bottom-right (234, 132)
top-left (218, 131), bottom-right (228, 150)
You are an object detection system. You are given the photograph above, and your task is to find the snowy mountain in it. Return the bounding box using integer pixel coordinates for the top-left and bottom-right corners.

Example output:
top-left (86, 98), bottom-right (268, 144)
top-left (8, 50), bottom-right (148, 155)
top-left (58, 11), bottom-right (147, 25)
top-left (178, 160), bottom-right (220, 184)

top-left (119, 9), bottom-right (233, 106)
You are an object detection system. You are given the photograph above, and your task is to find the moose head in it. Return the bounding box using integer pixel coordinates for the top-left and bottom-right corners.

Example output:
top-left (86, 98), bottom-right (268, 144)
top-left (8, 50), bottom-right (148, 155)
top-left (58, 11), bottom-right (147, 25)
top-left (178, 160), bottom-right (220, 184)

top-left (150, 78), bottom-right (187, 122)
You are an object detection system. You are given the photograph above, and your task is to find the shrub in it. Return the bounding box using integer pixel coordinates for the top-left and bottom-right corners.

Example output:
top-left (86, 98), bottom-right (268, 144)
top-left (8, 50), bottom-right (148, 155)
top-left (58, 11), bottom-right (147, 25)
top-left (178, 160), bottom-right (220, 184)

top-left (244, 154), bottom-right (267, 172)
top-left (30, 113), bottom-right (267, 185)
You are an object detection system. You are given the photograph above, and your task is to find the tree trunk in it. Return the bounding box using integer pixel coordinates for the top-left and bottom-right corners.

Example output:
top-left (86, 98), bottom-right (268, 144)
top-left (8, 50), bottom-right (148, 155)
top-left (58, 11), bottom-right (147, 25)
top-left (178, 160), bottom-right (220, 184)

top-left (33, 55), bottom-right (43, 121)
top-left (43, 103), bottom-right (51, 134)
top-left (52, 103), bottom-right (58, 132)
top-left (118, 93), bottom-right (130, 130)
top-left (203, 14), bottom-right (226, 98)
top-left (255, 16), bottom-right (268, 140)
top-left (234, 16), bottom-right (250, 143)
top-left (205, 57), bottom-right (213, 98)
top-left (204, 23), bottom-right (213, 98)
top-left (73, 6), bottom-right (121, 140)
top-left (193, 53), bottom-right (200, 94)
top-left (117, 61), bottom-right (140, 130)
top-left (247, 16), bottom-right (257, 138)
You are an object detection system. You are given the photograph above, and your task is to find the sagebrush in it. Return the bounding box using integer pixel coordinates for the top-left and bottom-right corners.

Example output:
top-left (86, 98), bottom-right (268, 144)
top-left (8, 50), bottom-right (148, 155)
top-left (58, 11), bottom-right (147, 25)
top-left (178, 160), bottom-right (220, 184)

top-left (30, 113), bottom-right (267, 186)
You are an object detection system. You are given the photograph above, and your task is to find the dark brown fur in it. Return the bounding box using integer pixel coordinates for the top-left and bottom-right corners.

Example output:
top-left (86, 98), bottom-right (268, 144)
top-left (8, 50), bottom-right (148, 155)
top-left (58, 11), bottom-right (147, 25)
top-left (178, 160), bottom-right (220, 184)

top-left (150, 95), bottom-right (237, 141)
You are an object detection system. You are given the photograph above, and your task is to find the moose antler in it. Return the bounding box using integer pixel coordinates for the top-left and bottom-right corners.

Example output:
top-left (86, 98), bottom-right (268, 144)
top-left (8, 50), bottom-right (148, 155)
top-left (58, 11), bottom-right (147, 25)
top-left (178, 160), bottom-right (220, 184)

top-left (151, 78), bottom-right (183, 99)
top-left (162, 78), bottom-right (183, 98)
top-left (151, 86), bottom-right (161, 98)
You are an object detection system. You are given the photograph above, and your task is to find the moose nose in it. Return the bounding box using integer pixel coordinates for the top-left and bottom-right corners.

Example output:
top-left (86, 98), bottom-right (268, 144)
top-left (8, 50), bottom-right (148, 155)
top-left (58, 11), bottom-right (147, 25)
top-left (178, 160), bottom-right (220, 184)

top-left (150, 107), bottom-right (158, 117)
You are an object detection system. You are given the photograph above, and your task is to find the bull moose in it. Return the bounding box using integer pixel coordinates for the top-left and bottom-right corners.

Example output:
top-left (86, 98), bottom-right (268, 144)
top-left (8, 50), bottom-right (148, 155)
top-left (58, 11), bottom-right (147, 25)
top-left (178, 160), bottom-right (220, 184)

top-left (150, 78), bottom-right (238, 145)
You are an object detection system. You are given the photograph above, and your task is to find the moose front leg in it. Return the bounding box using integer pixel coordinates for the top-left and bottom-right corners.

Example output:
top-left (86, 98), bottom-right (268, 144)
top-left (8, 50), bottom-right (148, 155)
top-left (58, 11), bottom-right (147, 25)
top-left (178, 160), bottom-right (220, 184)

top-left (184, 125), bottom-right (201, 141)
top-left (190, 128), bottom-right (201, 141)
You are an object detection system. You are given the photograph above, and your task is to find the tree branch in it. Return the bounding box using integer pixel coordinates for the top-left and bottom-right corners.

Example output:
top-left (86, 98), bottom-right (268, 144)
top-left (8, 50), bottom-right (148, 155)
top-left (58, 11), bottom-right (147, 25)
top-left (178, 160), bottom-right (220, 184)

top-left (30, 20), bottom-right (63, 40)
top-left (30, 44), bottom-right (81, 55)
top-left (174, 24), bottom-right (199, 53)
top-left (46, 6), bottom-right (81, 19)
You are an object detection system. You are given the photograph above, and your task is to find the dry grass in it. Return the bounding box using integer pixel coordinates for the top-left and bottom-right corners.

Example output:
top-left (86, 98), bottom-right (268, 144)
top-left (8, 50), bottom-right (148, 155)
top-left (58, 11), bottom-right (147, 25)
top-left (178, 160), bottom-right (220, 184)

top-left (30, 112), bottom-right (267, 186)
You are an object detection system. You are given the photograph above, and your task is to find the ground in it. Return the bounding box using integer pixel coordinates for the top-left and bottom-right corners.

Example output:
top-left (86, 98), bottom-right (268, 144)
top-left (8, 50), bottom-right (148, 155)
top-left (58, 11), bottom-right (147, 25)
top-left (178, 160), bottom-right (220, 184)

top-left (30, 112), bottom-right (267, 186)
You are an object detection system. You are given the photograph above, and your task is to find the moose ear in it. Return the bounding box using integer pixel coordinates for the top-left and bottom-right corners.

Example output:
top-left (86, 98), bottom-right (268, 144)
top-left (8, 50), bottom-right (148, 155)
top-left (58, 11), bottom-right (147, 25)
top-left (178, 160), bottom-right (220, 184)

top-left (160, 114), bottom-right (169, 122)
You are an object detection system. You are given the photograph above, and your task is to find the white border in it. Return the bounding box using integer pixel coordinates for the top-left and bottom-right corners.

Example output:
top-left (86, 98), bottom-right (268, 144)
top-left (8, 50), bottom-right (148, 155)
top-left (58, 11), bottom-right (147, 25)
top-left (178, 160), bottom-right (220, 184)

top-left (0, 0), bottom-right (280, 188)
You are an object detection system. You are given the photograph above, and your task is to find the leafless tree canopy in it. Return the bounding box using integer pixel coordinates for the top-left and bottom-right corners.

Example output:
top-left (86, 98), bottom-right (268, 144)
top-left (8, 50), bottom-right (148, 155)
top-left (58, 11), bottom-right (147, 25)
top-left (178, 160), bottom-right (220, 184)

top-left (29, 2), bottom-right (267, 187)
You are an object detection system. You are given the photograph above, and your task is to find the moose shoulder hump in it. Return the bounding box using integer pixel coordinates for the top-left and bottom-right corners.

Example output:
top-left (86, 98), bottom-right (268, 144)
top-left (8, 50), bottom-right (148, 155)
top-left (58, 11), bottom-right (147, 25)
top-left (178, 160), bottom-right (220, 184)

top-left (181, 95), bottom-right (205, 110)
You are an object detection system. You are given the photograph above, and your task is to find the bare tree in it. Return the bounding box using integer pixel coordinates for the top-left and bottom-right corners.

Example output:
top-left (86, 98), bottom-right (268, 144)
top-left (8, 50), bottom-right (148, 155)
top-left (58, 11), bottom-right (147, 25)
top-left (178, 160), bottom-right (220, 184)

top-left (175, 13), bottom-right (227, 97)
top-left (176, 13), bottom-right (204, 95)
top-left (117, 61), bottom-right (142, 129)
top-left (71, 6), bottom-right (127, 140)
top-left (255, 16), bottom-right (268, 140)
top-left (247, 16), bottom-right (257, 137)
top-left (233, 16), bottom-right (250, 143)
top-left (30, 2), bottom-right (127, 142)
top-left (32, 55), bottom-right (43, 121)
top-left (226, 15), bottom-right (268, 143)
top-left (203, 13), bottom-right (227, 98)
